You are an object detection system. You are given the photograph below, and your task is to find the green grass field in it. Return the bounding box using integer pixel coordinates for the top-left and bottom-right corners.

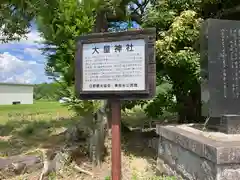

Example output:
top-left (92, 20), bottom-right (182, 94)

top-left (0, 100), bottom-right (68, 113)
top-left (0, 101), bottom-right (75, 156)
top-left (0, 100), bottom-right (72, 123)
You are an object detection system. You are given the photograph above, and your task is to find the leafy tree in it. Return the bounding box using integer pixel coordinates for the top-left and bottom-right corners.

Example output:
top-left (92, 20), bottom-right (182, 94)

top-left (34, 83), bottom-right (62, 101)
top-left (0, 0), bottom-right (39, 42)
top-left (79, 0), bottom-right (152, 25)
top-left (141, 1), bottom-right (203, 123)
top-left (36, 0), bottom-right (94, 85)
top-left (36, 0), bottom-right (107, 166)
top-left (141, 0), bottom-right (240, 123)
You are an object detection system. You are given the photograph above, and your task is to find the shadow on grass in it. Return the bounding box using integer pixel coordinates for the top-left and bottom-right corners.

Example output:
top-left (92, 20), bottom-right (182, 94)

top-left (0, 117), bottom-right (80, 156)
top-left (121, 129), bottom-right (160, 176)
top-left (121, 130), bottom-right (158, 159)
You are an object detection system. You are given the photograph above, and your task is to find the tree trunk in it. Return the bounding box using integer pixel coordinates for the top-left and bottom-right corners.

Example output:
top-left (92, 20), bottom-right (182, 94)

top-left (176, 83), bottom-right (202, 124)
top-left (89, 110), bottom-right (107, 166)
top-left (176, 92), bottom-right (186, 124)
top-left (93, 11), bottom-right (108, 33)
top-left (89, 10), bottom-right (108, 166)
top-left (188, 83), bottom-right (202, 123)
top-left (121, 121), bottom-right (131, 133)
top-left (106, 100), bottom-right (112, 130)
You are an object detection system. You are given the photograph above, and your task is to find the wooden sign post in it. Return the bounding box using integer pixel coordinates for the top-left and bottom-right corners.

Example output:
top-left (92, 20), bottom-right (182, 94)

top-left (75, 28), bottom-right (156, 180)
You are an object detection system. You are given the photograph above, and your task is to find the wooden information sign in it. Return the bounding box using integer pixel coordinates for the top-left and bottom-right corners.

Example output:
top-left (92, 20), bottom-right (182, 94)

top-left (75, 28), bottom-right (156, 100)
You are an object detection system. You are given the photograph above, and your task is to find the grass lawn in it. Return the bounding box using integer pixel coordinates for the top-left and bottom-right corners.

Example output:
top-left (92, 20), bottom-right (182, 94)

top-left (0, 100), bottom-right (76, 156)
top-left (0, 101), bottom-right (69, 120)
top-left (0, 100), bottom-right (72, 123)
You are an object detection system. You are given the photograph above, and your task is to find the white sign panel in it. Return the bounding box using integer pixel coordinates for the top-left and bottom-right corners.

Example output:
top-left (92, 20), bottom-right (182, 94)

top-left (82, 39), bottom-right (145, 91)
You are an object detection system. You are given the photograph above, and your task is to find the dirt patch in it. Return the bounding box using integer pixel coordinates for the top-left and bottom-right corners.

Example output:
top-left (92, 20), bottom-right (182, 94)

top-left (2, 130), bottom-right (160, 180)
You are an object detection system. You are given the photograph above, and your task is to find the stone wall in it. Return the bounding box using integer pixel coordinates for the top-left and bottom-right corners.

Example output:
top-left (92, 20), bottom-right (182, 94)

top-left (156, 125), bottom-right (240, 180)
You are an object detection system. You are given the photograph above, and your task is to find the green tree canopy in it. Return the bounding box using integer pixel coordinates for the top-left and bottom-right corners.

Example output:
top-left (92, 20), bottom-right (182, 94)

top-left (36, 0), bottom-right (94, 85)
top-left (0, 0), bottom-right (39, 42)
top-left (34, 83), bottom-right (62, 101)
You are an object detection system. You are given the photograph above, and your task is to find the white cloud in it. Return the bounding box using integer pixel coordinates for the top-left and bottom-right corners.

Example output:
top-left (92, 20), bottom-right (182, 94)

top-left (4, 70), bottom-right (37, 84)
top-left (16, 54), bottom-right (25, 60)
top-left (0, 52), bottom-right (48, 84)
top-left (0, 53), bottom-right (26, 72)
top-left (24, 47), bottom-right (42, 58)
top-left (21, 31), bottom-right (43, 45)
top-left (0, 26), bottom-right (49, 84)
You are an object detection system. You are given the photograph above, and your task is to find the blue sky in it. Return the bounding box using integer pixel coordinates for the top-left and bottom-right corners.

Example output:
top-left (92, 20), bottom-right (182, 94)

top-left (0, 25), bottom-right (50, 84)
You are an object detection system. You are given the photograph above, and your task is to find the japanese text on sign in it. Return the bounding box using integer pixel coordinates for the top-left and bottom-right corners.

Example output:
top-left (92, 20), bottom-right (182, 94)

top-left (82, 39), bottom-right (145, 91)
top-left (219, 28), bottom-right (240, 99)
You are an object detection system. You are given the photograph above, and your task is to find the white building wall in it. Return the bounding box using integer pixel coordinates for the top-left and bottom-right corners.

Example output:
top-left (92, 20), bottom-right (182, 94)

top-left (0, 84), bottom-right (33, 105)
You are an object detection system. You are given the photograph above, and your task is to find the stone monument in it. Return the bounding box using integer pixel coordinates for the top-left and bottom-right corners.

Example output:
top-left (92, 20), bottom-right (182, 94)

top-left (201, 19), bottom-right (240, 134)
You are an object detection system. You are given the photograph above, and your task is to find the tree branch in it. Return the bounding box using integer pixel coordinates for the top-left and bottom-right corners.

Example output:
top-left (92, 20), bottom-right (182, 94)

top-left (107, 12), bottom-right (142, 25)
top-left (130, 12), bottom-right (142, 24)
top-left (215, 5), bottom-right (240, 19)
top-left (133, 0), bottom-right (150, 15)
top-left (105, 0), bottom-right (151, 25)
top-left (71, 164), bottom-right (93, 177)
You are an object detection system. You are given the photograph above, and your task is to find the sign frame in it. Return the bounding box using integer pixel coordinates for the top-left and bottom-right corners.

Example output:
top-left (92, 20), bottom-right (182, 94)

top-left (75, 28), bottom-right (156, 100)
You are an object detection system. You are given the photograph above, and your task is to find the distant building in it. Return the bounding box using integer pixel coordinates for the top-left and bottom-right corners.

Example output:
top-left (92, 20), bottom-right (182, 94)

top-left (0, 82), bottom-right (34, 105)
